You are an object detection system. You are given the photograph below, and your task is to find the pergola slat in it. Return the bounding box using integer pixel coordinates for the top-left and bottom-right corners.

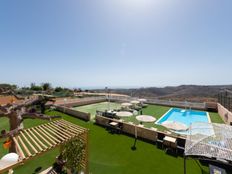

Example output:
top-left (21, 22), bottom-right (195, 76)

top-left (50, 121), bottom-right (76, 136)
top-left (60, 119), bottom-right (85, 131)
top-left (31, 127), bottom-right (54, 147)
top-left (53, 121), bottom-right (79, 134)
top-left (24, 130), bottom-right (44, 151)
top-left (54, 121), bottom-right (78, 132)
top-left (20, 132), bottom-right (38, 154)
top-left (17, 135), bottom-right (32, 157)
top-left (56, 120), bottom-right (81, 134)
top-left (13, 137), bottom-right (25, 159)
top-left (61, 121), bottom-right (87, 134)
top-left (41, 124), bottom-right (67, 141)
top-left (36, 126), bottom-right (59, 144)
top-left (48, 122), bottom-right (75, 138)
top-left (41, 126), bottom-right (64, 143)
top-left (51, 122), bottom-right (78, 136)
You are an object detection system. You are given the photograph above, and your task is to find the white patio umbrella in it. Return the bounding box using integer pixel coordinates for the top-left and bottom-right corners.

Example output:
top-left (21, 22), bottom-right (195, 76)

top-left (130, 100), bottom-right (140, 104)
top-left (138, 99), bottom-right (147, 102)
top-left (0, 153), bottom-right (19, 170)
top-left (136, 115), bottom-right (156, 123)
top-left (116, 111), bottom-right (133, 117)
top-left (161, 121), bottom-right (188, 131)
top-left (121, 103), bottom-right (132, 107)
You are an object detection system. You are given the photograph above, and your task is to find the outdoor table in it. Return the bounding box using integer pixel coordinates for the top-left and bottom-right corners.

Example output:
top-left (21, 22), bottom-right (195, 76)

top-left (164, 136), bottom-right (177, 143)
top-left (163, 136), bottom-right (177, 150)
top-left (108, 122), bottom-right (122, 134)
top-left (109, 122), bottom-right (119, 126)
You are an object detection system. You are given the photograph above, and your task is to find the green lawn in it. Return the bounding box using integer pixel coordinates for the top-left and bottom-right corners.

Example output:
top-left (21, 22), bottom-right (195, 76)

top-left (208, 111), bottom-right (224, 123)
top-left (0, 104), bottom-right (223, 174)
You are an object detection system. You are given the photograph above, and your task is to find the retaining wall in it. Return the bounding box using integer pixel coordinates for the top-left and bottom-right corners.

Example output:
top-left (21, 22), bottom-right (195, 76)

top-left (95, 115), bottom-right (185, 143)
top-left (55, 105), bottom-right (91, 121)
top-left (217, 103), bottom-right (232, 125)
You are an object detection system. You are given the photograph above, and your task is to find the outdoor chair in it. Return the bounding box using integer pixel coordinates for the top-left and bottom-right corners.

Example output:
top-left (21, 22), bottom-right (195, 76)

top-left (163, 136), bottom-right (178, 156)
top-left (176, 138), bottom-right (186, 155)
top-left (156, 132), bottom-right (165, 149)
top-left (107, 121), bottom-right (123, 134)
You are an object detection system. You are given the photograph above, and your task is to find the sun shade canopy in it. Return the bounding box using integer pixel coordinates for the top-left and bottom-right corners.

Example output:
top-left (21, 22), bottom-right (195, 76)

top-left (185, 122), bottom-right (232, 163)
top-left (162, 121), bottom-right (188, 131)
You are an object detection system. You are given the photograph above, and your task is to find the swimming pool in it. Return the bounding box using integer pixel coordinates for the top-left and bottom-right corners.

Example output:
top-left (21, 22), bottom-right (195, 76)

top-left (155, 108), bottom-right (211, 134)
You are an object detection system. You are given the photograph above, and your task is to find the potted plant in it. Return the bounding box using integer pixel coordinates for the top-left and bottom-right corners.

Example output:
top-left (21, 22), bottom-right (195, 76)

top-left (60, 136), bottom-right (85, 174)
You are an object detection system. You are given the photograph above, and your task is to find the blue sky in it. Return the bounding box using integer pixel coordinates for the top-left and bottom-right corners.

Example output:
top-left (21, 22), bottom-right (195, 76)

top-left (0, 0), bottom-right (231, 88)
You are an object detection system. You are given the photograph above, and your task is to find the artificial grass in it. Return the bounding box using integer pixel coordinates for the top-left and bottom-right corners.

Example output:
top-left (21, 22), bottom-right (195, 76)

top-left (0, 104), bottom-right (223, 174)
top-left (73, 102), bottom-right (121, 119)
top-left (0, 110), bottom-right (207, 174)
top-left (208, 111), bottom-right (224, 123)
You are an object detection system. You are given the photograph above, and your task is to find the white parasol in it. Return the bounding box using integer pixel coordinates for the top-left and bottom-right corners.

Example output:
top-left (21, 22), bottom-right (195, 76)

top-left (116, 111), bottom-right (133, 117)
top-left (121, 103), bottom-right (132, 107)
top-left (130, 100), bottom-right (140, 104)
top-left (136, 115), bottom-right (156, 122)
top-left (138, 99), bottom-right (147, 102)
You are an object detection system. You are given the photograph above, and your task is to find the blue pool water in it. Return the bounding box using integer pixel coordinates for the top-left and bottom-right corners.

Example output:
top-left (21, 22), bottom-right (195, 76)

top-left (156, 108), bottom-right (210, 127)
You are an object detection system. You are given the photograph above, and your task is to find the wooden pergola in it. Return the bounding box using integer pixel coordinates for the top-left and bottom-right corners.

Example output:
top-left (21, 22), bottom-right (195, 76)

top-left (0, 119), bottom-right (89, 173)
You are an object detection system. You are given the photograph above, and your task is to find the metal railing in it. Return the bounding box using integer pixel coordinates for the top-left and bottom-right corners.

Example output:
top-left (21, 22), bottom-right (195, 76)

top-left (109, 96), bottom-right (206, 109)
top-left (57, 95), bottom-right (206, 110)
top-left (218, 90), bottom-right (232, 112)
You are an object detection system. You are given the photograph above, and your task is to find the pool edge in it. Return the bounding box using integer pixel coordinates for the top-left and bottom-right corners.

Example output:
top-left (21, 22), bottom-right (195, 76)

top-left (155, 108), bottom-right (173, 125)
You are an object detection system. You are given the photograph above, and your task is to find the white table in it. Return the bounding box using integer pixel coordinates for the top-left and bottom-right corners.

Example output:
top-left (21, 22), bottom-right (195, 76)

top-left (163, 136), bottom-right (177, 143)
top-left (163, 136), bottom-right (177, 149)
top-left (109, 122), bottom-right (119, 126)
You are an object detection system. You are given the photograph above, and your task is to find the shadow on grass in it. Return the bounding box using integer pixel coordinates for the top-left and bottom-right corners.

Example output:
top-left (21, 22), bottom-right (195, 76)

top-left (32, 166), bottom-right (42, 174)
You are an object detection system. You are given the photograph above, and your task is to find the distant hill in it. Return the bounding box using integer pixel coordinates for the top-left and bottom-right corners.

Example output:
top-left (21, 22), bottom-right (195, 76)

top-left (95, 85), bottom-right (232, 102)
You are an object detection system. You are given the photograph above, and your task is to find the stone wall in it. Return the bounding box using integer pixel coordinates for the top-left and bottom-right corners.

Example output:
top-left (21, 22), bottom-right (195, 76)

top-left (55, 105), bottom-right (91, 121)
top-left (217, 103), bottom-right (232, 125)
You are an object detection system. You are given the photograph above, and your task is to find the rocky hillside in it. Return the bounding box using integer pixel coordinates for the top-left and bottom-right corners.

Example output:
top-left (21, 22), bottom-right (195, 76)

top-left (96, 85), bottom-right (232, 102)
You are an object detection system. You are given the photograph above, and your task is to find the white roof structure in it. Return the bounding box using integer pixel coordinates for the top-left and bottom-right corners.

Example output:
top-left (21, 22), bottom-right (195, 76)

top-left (185, 122), bottom-right (232, 162)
